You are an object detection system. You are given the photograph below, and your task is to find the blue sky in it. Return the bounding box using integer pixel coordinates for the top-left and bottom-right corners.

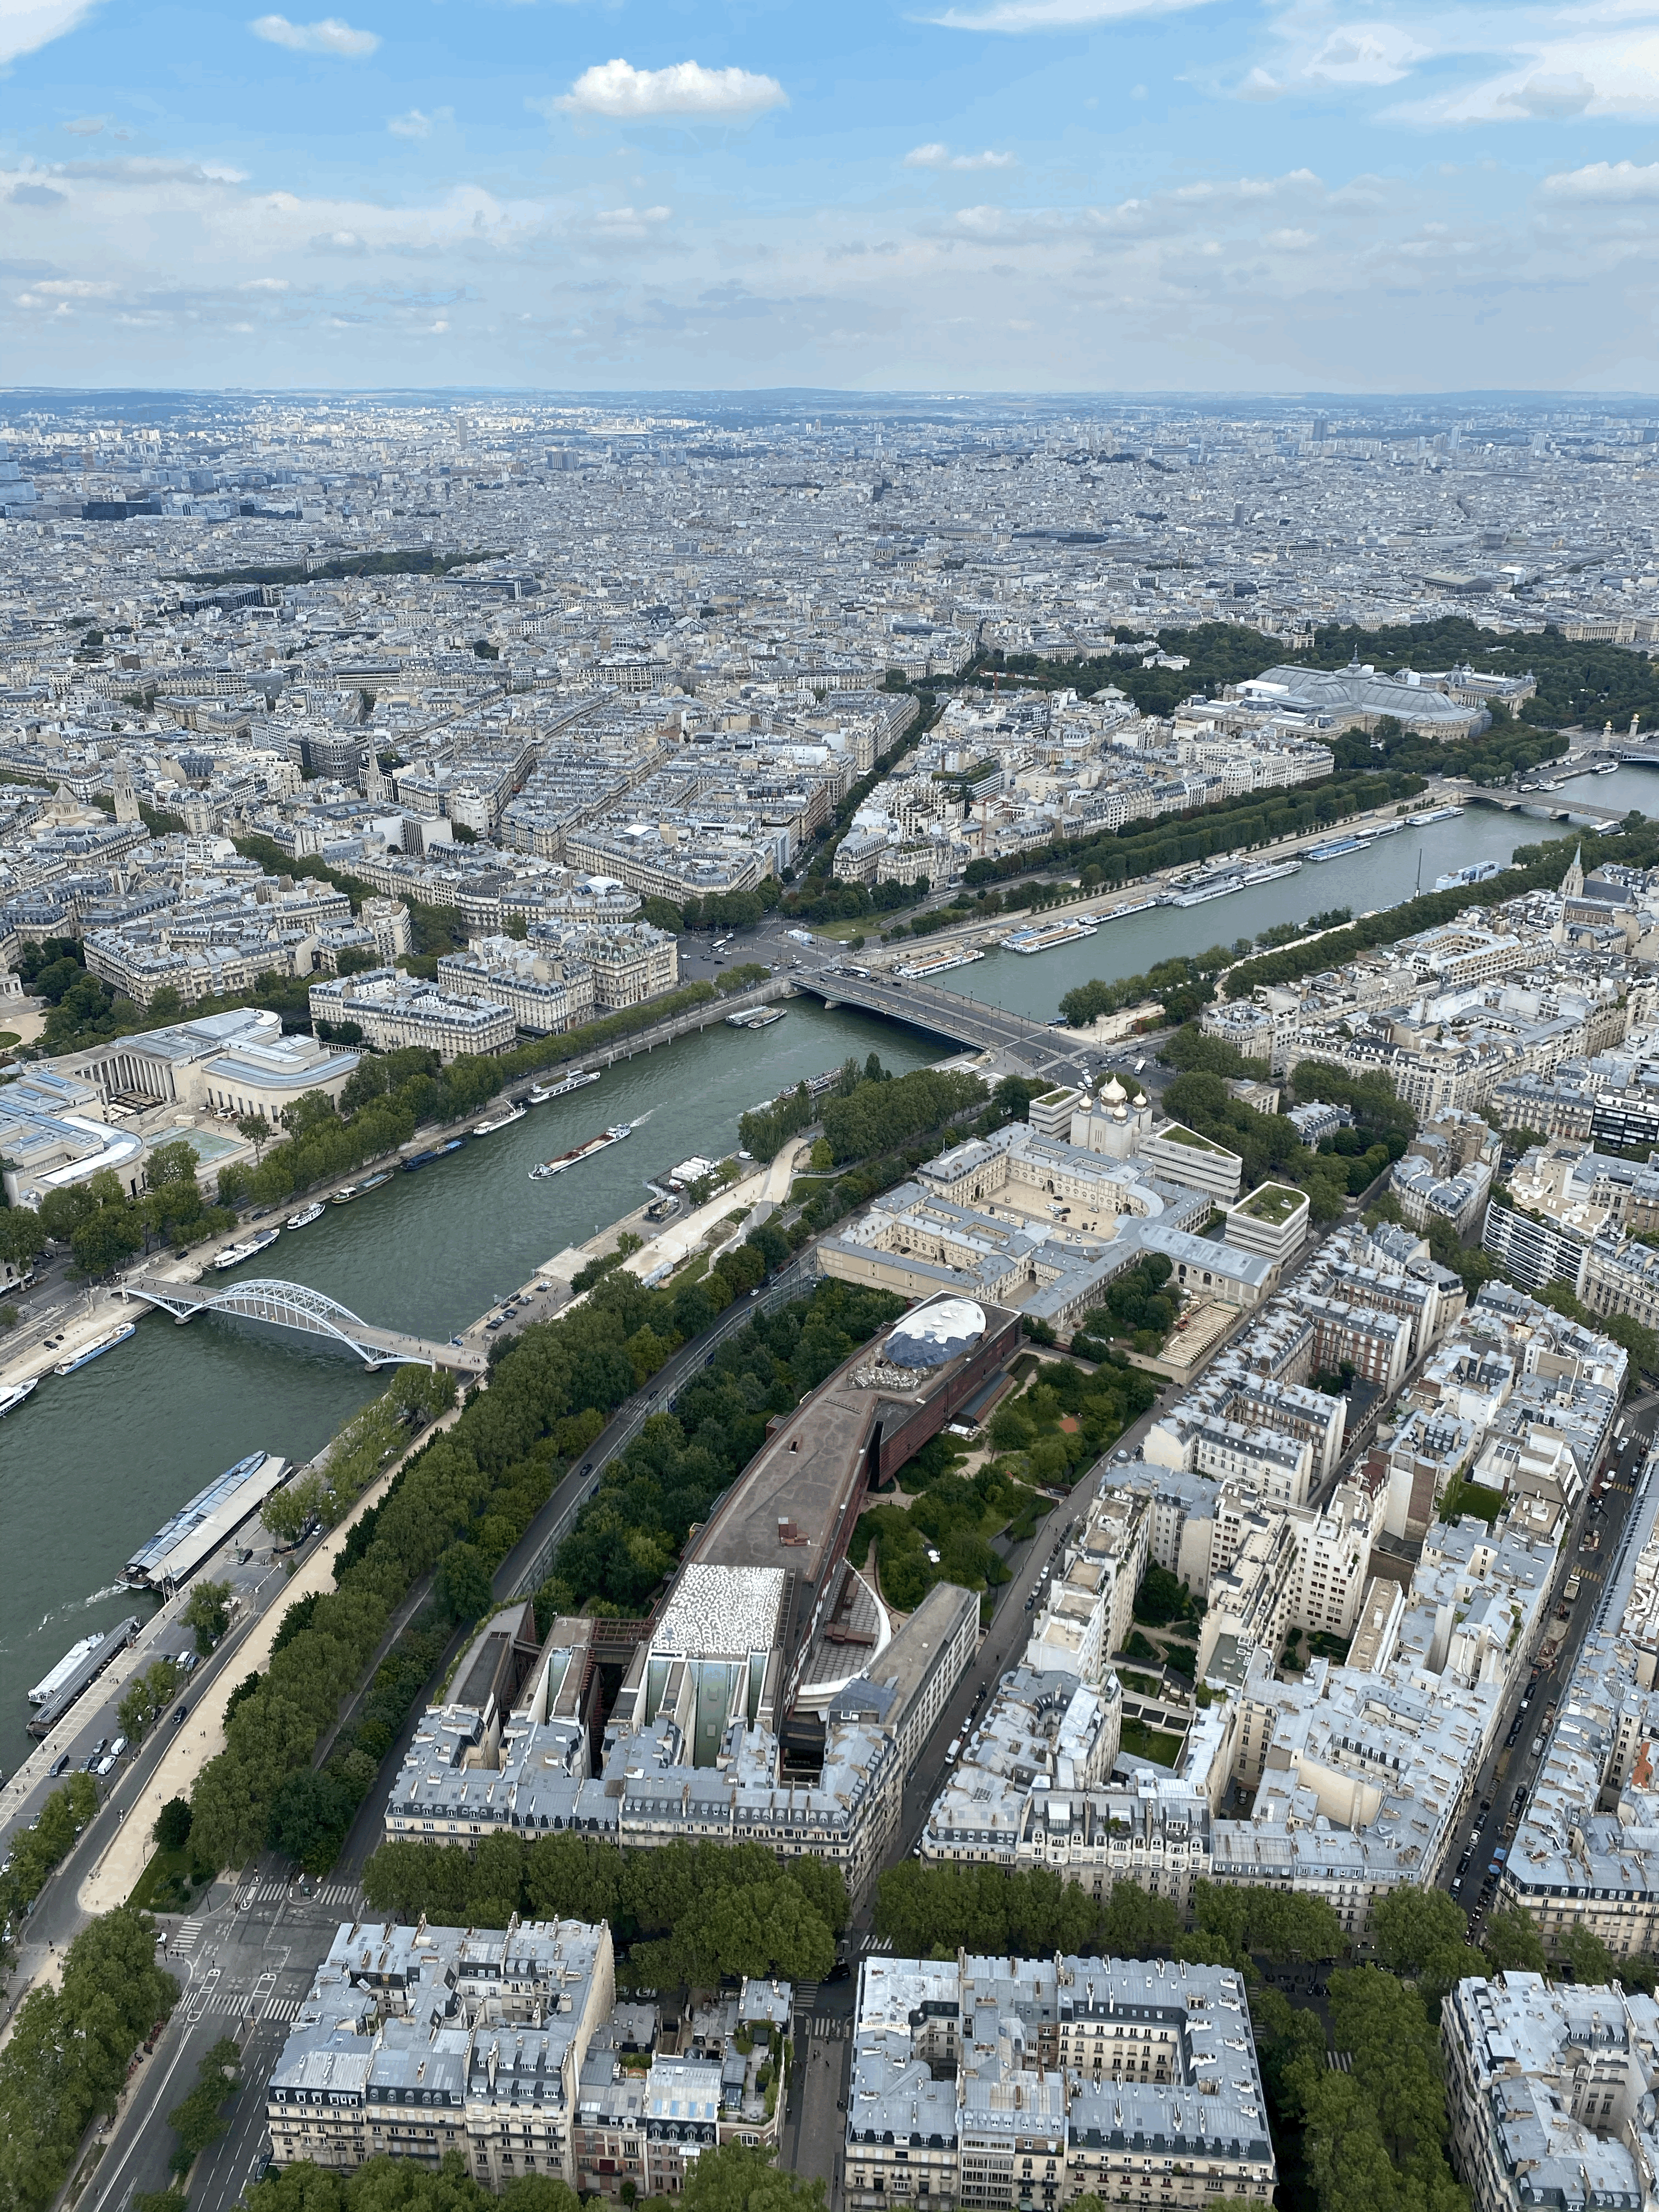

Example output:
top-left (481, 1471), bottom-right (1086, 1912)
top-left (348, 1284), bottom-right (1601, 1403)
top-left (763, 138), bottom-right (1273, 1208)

top-left (3, 0), bottom-right (1657, 390)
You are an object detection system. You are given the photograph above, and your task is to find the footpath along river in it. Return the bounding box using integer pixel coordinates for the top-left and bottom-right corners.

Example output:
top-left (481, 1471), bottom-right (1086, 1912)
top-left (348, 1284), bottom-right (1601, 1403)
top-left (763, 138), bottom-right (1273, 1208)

top-left (4, 780), bottom-right (1649, 1775)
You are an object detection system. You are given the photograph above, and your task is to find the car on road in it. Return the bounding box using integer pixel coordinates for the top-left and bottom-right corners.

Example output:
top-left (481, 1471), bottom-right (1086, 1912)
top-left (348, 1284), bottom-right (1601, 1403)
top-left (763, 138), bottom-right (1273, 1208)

top-left (48, 1753), bottom-right (70, 1778)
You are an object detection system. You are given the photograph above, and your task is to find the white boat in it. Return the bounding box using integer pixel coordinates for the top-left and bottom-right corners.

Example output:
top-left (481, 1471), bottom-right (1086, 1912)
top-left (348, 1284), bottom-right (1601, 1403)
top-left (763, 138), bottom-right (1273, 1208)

top-left (998, 919), bottom-right (1098, 953)
top-left (214, 1224), bottom-right (280, 1271)
top-left (53, 1321), bottom-right (137, 1375)
top-left (528, 1069), bottom-right (600, 1104)
top-left (1354, 820), bottom-right (1403, 841)
top-left (1434, 860), bottom-right (1502, 892)
top-left (1167, 879), bottom-right (1242, 908)
top-left (725, 1006), bottom-right (788, 1029)
top-left (895, 946), bottom-right (986, 979)
top-left (28, 1628), bottom-right (106, 1706)
top-left (472, 1101), bottom-right (528, 1136)
top-left (1406, 805), bottom-right (1465, 826)
top-left (1242, 859), bottom-right (1302, 887)
top-left (0, 1376), bottom-right (37, 1419)
top-left (286, 1201), bottom-right (326, 1228)
top-left (1086, 896), bottom-right (1160, 924)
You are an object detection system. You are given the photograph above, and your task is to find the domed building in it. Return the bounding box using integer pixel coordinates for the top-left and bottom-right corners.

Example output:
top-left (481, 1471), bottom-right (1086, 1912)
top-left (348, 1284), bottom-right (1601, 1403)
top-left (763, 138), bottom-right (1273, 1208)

top-left (1069, 1074), bottom-right (1154, 1160)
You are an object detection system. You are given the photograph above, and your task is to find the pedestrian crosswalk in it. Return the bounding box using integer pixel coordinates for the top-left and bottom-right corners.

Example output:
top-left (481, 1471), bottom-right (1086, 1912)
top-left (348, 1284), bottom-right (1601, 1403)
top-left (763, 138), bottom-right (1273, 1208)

top-left (198, 1988), bottom-right (305, 2021)
top-left (172, 1918), bottom-right (204, 1954)
top-left (792, 1982), bottom-right (819, 2015)
top-left (245, 1877), bottom-right (361, 1911)
top-left (808, 2017), bottom-right (850, 2040)
top-left (864, 1937), bottom-right (894, 1954)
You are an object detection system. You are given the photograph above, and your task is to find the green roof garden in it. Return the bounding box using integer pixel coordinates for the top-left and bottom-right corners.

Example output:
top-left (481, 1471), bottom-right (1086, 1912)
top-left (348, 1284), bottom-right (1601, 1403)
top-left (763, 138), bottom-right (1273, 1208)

top-left (1233, 1182), bottom-right (1308, 1226)
top-left (1159, 1122), bottom-right (1232, 1155)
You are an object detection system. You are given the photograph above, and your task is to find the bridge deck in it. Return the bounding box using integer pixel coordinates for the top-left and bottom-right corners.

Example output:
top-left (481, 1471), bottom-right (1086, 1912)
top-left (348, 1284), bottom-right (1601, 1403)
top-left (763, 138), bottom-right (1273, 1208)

top-left (124, 1276), bottom-right (486, 1374)
top-left (795, 969), bottom-right (1083, 1076)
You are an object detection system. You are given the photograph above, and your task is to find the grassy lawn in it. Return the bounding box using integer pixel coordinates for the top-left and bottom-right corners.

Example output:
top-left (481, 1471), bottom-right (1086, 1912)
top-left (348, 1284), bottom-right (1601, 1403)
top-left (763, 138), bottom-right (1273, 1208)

top-left (1120, 1717), bottom-right (1186, 1767)
top-left (129, 1843), bottom-right (216, 1915)
top-left (1441, 1478), bottom-right (1509, 1526)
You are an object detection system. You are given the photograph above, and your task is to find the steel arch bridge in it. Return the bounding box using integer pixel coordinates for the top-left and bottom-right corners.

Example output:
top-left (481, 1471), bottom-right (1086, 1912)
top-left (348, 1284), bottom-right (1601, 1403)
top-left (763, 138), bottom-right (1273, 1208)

top-left (126, 1276), bottom-right (437, 1369)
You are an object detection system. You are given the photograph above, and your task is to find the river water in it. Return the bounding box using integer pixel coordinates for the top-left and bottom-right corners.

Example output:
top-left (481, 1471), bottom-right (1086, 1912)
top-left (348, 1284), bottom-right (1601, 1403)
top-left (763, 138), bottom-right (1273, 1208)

top-left (6, 774), bottom-right (1652, 1776)
top-left (0, 1000), bottom-right (931, 1772)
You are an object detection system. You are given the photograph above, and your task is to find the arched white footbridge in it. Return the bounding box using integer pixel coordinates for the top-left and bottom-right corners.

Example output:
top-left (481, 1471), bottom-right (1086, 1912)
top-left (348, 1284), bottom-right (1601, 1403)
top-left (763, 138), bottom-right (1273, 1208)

top-left (123, 1276), bottom-right (486, 1374)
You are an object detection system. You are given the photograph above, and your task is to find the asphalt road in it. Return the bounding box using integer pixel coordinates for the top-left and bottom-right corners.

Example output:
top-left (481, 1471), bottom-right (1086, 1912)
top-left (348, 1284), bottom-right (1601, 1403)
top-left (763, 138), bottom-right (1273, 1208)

top-left (87, 1872), bottom-right (365, 2212)
top-left (0, 1530), bottom-right (329, 2011)
top-left (1432, 1396), bottom-right (1657, 1940)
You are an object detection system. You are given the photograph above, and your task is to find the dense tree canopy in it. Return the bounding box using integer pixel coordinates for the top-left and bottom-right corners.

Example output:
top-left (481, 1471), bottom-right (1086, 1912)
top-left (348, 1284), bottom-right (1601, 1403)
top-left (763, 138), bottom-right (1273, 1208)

top-left (0, 1909), bottom-right (177, 2212)
top-left (362, 1836), bottom-right (844, 1988)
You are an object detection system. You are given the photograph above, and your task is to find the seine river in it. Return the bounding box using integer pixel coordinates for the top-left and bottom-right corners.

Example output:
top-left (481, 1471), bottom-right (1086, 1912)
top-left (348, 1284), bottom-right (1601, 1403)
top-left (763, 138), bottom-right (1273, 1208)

top-left (4, 770), bottom-right (1651, 1775)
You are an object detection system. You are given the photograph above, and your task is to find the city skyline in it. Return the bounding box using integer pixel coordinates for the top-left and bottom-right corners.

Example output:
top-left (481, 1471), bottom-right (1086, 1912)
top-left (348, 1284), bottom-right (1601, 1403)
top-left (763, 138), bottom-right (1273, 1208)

top-left (3, 0), bottom-right (1658, 393)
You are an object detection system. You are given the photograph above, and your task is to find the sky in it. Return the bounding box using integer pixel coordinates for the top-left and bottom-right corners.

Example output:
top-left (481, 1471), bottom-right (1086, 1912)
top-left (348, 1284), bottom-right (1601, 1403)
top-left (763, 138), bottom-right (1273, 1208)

top-left (2, 0), bottom-right (1657, 393)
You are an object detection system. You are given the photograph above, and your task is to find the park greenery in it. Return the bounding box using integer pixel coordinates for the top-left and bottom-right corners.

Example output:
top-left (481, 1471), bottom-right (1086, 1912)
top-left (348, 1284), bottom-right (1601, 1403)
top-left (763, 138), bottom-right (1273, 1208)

top-left (853, 1437), bottom-right (1025, 1612)
top-left (0, 1773), bottom-right (99, 1958)
top-left (245, 2138), bottom-right (824, 2212)
top-left (1070, 1251), bottom-right (1183, 1358)
top-left (981, 615), bottom-right (1659, 737)
top-left (1225, 820), bottom-right (1655, 1002)
top-left (965, 765), bottom-right (1421, 901)
top-left (1059, 944), bottom-right (1240, 1031)
top-left (1144, 1058), bottom-right (1407, 1224)
top-left (986, 1355), bottom-right (1161, 1481)
top-left (119, 1656), bottom-right (184, 1744)
top-left (362, 1835), bottom-right (845, 1988)
top-left (173, 548), bottom-right (505, 590)
top-left (0, 1906), bottom-right (177, 2212)
top-left (166, 2037), bottom-right (241, 2179)
top-left (533, 1278), bottom-right (906, 1620)
top-left (874, 1864), bottom-right (1345, 1966)
top-left (183, 1262), bottom-right (896, 1874)
top-left (1294, 614), bottom-right (1659, 735)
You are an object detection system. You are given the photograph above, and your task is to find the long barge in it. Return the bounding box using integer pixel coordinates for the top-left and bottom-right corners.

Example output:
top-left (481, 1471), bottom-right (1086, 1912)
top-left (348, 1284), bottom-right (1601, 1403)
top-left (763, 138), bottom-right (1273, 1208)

top-left (895, 945), bottom-right (988, 978)
top-left (26, 1617), bottom-right (143, 1737)
top-left (53, 1321), bottom-right (136, 1375)
top-left (999, 920), bottom-right (1096, 955)
top-left (529, 1124), bottom-right (633, 1180)
top-left (403, 1136), bottom-right (466, 1172)
top-left (123, 1449), bottom-right (291, 1594)
top-left (528, 1069), bottom-right (600, 1103)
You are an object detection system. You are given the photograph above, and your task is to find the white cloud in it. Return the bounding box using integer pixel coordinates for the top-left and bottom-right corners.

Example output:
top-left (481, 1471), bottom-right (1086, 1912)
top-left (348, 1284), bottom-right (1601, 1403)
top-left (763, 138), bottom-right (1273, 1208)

top-left (551, 57), bottom-right (787, 118)
top-left (930, 0), bottom-right (1218, 29)
top-left (1301, 23), bottom-right (1429, 86)
top-left (905, 142), bottom-right (1017, 169)
top-left (1387, 25), bottom-right (1659, 121)
top-left (249, 14), bottom-right (380, 57)
top-left (61, 115), bottom-right (105, 134)
top-left (388, 106), bottom-right (452, 137)
top-left (594, 203), bottom-right (672, 224)
top-left (0, 0), bottom-right (98, 66)
top-left (1543, 158), bottom-right (1659, 199)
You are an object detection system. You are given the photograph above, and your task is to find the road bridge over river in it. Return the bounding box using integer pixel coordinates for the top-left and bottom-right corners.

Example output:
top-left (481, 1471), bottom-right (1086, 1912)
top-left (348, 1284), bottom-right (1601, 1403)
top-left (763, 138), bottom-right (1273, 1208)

top-left (794, 965), bottom-right (1086, 1081)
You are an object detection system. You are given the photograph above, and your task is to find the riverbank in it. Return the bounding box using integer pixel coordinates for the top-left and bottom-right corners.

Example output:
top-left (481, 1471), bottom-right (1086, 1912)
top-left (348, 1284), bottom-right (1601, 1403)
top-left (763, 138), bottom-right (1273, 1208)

top-left (0, 997), bottom-right (938, 1773)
